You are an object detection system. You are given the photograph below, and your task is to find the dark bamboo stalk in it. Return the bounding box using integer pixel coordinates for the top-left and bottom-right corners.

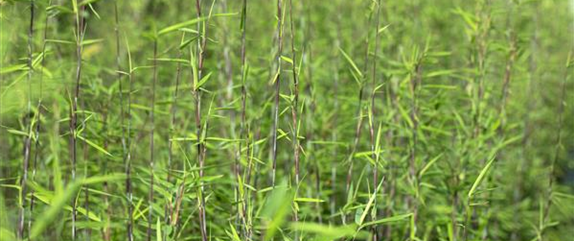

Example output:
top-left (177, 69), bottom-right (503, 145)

top-left (369, 1), bottom-right (382, 239)
top-left (195, 1), bottom-right (209, 240)
top-left (288, 0), bottom-right (300, 188)
top-left (541, 52), bottom-right (571, 241)
top-left (465, 2), bottom-right (491, 239)
top-left (147, 39), bottom-right (158, 241)
top-left (114, 0), bottom-right (127, 186)
top-left (271, 0), bottom-right (284, 188)
top-left (99, 113), bottom-right (109, 241)
top-left (498, 35), bottom-right (516, 133)
top-left (330, 3), bottom-right (342, 224)
top-left (126, 42), bottom-right (134, 241)
top-left (29, 0), bottom-right (52, 236)
top-left (70, 3), bottom-right (86, 239)
top-left (104, 2), bottom-right (122, 241)
top-left (483, 14), bottom-right (516, 240)
top-left (243, 130), bottom-right (254, 239)
top-left (345, 0), bottom-right (374, 209)
top-left (408, 55), bottom-right (423, 238)
top-left (82, 122), bottom-right (90, 241)
top-left (472, 1), bottom-right (490, 140)
top-left (238, 0), bottom-right (250, 238)
top-left (287, 0), bottom-right (301, 238)
top-left (18, 1), bottom-right (34, 239)
top-left (165, 34), bottom-right (185, 229)
top-left (301, 0), bottom-right (320, 224)
top-left (383, 77), bottom-right (399, 239)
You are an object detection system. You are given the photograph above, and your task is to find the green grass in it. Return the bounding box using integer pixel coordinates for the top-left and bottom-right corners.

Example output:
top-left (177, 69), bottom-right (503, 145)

top-left (0, 0), bottom-right (573, 240)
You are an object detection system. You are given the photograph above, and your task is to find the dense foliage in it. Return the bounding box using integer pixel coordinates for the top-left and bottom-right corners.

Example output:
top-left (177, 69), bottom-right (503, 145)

top-left (0, 0), bottom-right (573, 240)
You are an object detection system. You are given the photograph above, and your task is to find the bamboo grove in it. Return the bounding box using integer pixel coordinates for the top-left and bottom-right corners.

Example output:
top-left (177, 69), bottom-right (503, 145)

top-left (0, 0), bottom-right (573, 240)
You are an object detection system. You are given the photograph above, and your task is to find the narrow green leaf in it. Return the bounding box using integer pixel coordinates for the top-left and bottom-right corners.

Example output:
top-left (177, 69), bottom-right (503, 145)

top-left (195, 72), bottom-right (213, 90)
top-left (77, 135), bottom-right (113, 157)
top-left (360, 213), bottom-right (413, 228)
top-left (468, 155), bottom-right (496, 198)
top-left (339, 48), bottom-right (363, 78)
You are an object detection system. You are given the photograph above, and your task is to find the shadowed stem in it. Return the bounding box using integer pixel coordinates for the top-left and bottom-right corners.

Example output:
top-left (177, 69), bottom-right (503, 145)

top-left (165, 34), bottom-right (185, 230)
top-left (70, 3), bottom-right (86, 240)
top-left (238, 0), bottom-right (250, 238)
top-left (408, 53), bottom-right (424, 239)
top-left (195, 1), bottom-right (209, 240)
top-left (18, 0), bottom-right (34, 239)
top-left (541, 51), bottom-right (571, 241)
top-left (147, 39), bottom-right (157, 241)
top-left (345, 0), bottom-right (375, 218)
top-left (271, 0), bottom-right (284, 188)
top-left (287, 0), bottom-right (301, 239)
top-left (126, 46), bottom-right (134, 241)
top-left (29, 0), bottom-right (52, 236)
top-left (369, 1), bottom-right (382, 239)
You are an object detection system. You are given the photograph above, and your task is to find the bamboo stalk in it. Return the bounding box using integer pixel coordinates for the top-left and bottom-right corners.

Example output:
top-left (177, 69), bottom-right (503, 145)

top-left (369, 1), bottom-right (382, 239)
top-left (331, 2), bottom-right (342, 224)
top-left (29, 0), bottom-right (51, 236)
top-left (238, 0), bottom-right (250, 238)
top-left (18, 0), bottom-right (34, 239)
top-left (465, 2), bottom-right (491, 239)
top-left (147, 39), bottom-right (158, 241)
top-left (408, 50), bottom-right (424, 239)
top-left (287, 0), bottom-right (301, 238)
top-left (482, 10), bottom-right (516, 239)
top-left (126, 37), bottom-right (134, 241)
top-left (100, 113), bottom-right (109, 241)
top-left (345, 0), bottom-right (375, 215)
top-left (165, 33), bottom-right (185, 229)
top-left (271, 0), bottom-right (284, 188)
top-left (70, 3), bottom-right (86, 239)
top-left (195, 1), bottom-right (210, 240)
top-left (541, 51), bottom-right (571, 241)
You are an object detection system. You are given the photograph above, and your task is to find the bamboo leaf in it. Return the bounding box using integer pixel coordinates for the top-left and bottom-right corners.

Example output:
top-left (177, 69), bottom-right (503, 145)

top-left (360, 213), bottom-right (413, 228)
top-left (77, 135), bottom-right (113, 157)
top-left (339, 48), bottom-right (363, 78)
top-left (294, 198), bottom-right (325, 203)
top-left (468, 155), bottom-right (496, 198)
top-left (195, 72), bottom-right (213, 90)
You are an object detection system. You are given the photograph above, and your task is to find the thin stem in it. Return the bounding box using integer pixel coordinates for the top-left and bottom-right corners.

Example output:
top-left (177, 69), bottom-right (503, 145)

top-left (541, 52), bottom-right (571, 240)
top-left (287, 0), bottom-right (301, 238)
top-left (195, 1), bottom-right (209, 240)
top-left (18, 1), bottom-right (34, 239)
top-left (165, 34), bottom-right (185, 229)
top-left (288, 0), bottom-right (300, 188)
top-left (498, 35), bottom-right (516, 133)
top-left (345, 0), bottom-right (374, 207)
top-left (465, 2), bottom-right (491, 239)
top-left (102, 130), bottom-right (111, 241)
top-left (330, 3), bottom-right (342, 224)
top-left (408, 54), bottom-right (424, 239)
top-left (107, 2), bottom-right (122, 240)
top-left (70, 4), bottom-right (85, 240)
top-left (29, 0), bottom-right (51, 236)
top-left (239, 0), bottom-right (250, 238)
top-left (147, 39), bottom-right (158, 241)
top-left (271, 0), bottom-right (284, 188)
top-left (369, 0), bottom-right (382, 239)
top-left (126, 44), bottom-right (134, 241)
